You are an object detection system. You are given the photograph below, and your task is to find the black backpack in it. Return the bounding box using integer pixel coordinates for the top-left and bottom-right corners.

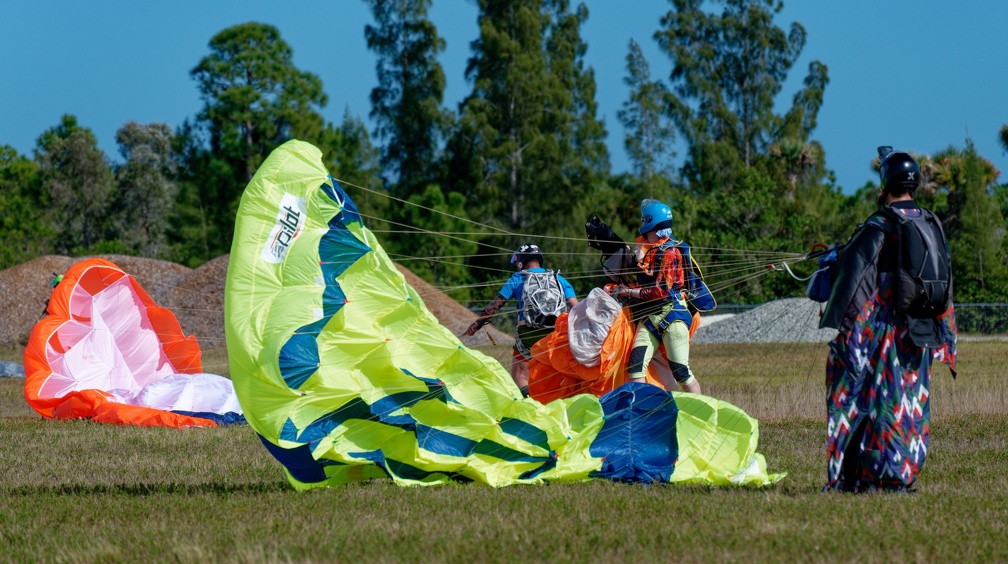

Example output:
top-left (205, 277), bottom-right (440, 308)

top-left (882, 206), bottom-right (952, 318)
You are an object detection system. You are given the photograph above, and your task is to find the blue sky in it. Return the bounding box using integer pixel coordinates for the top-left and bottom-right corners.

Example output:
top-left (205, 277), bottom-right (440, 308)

top-left (2, 1), bottom-right (1006, 194)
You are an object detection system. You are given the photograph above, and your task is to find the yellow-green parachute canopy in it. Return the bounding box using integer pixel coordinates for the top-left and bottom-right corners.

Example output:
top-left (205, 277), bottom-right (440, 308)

top-left (225, 140), bottom-right (783, 489)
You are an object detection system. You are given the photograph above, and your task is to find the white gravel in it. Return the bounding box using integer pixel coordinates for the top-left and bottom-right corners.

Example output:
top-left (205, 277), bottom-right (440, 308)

top-left (693, 298), bottom-right (838, 344)
top-left (699, 313), bottom-right (734, 326)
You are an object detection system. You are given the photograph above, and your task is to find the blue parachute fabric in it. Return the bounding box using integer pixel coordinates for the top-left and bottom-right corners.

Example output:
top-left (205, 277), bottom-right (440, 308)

top-left (589, 382), bottom-right (679, 483)
top-left (172, 411), bottom-right (247, 426)
top-left (257, 434), bottom-right (329, 484)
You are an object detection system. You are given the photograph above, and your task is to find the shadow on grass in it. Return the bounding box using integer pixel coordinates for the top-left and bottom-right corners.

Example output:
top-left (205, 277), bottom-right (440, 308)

top-left (4, 480), bottom-right (292, 497)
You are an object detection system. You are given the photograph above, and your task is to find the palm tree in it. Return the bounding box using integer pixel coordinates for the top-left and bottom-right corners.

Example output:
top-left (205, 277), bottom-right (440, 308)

top-left (922, 145), bottom-right (1000, 202)
top-left (768, 138), bottom-right (817, 199)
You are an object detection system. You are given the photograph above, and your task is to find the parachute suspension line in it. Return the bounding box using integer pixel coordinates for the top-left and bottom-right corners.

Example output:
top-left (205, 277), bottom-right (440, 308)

top-left (390, 251), bottom-right (516, 262)
top-left (337, 178), bottom-right (513, 236)
top-left (359, 210), bottom-right (669, 282)
top-left (395, 255), bottom-right (659, 287)
top-left (690, 246), bottom-right (806, 259)
top-left (345, 176), bottom-right (813, 277)
top-left (341, 178), bottom-right (591, 245)
top-left (430, 258), bottom-right (784, 299)
top-left (355, 212), bottom-right (517, 254)
top-left (343, 177), bottom-right (757, 254)
top-left (347, 174), bottom-right (815, 288)
top-left (702, 261), bottom-right (794, 283)
top-left (347, 177), bottom-right (819, 278)
top-left (704, 269), bottom-right (778, 296)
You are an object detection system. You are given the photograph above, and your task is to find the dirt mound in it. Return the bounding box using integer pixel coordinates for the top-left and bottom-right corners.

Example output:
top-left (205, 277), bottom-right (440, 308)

top-left (0, 255), bottom-right (508, 349)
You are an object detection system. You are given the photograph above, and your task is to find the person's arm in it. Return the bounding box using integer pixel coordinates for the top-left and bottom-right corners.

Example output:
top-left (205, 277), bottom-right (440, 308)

top-left (617, 247), bottom-right (682, 302)
top-left (559, 275), bottom-right (578, 308)
top-left (464, 294), bottom-right (507, 336)
top-left (820, 220), bottom-right (886, 332)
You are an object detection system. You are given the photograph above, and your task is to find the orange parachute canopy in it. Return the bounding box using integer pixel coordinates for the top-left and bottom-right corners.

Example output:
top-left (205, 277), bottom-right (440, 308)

top-left (528, 289), bottom-right (663, 402)
top-left (23, 258), bottom-right (243, 428)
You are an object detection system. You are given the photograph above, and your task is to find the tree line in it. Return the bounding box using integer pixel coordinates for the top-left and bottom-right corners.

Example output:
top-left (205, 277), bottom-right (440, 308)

top-left (1, 0), bottom-right (1006, 307)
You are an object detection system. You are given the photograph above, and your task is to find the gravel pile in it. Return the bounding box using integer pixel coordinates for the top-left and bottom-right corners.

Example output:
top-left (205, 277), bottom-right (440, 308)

top-left (693, 297), bottom-right (838, 344)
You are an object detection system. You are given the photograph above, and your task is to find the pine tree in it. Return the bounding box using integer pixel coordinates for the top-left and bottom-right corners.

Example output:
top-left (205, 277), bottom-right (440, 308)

top-left (544, 0), bottom-right (610, 186)
top-left (185, 22), bottom-right (328, 257)
top-left (619, 39), bottom-right (676, 182)
top-left (35, 115), bottom-right (115, 254)
top-left (657, 0), bottom-right (828, 194)
top-left (111, 122), bottom-right (177, 258)
top-left (446, 0), bottom-right (608, 271)
top-left (450, 0), bottom-right (552, 232)
top-left (365, 0), bottom-right (449, 200)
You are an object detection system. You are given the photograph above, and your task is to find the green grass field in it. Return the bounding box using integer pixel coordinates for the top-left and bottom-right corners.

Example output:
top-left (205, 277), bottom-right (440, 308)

top-left (2, 341), bottom-right (1006, 562)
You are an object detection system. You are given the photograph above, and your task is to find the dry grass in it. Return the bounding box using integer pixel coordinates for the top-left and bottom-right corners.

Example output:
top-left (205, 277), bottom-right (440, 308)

top-left (1, 340), bottom-right (1007, 561)
top-left (3, 256), bottom-right (1007, 560)
top-left (693, 341), bottom-right (1007, 422)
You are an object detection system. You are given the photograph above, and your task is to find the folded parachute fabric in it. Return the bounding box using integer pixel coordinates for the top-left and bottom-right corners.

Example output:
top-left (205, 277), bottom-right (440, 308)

top-left (528, 288), bottom-right (662, 402)
top-left (225, 139), bottom-right (782, 488)
top-left (23, 258), bottom-right (245, 428)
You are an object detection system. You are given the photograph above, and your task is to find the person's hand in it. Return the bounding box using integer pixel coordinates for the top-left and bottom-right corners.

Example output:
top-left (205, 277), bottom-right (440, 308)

top-left (464, 321), bottom-right (481, 336)
top-left (607, 284), bottom-right (630, 299)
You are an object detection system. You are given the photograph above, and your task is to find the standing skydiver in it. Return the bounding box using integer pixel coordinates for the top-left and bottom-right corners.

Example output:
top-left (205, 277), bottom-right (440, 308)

top-left (819, 147), bottom-right (957, 493)
top-left (464, 244), bottom-right (579, 397)
top-left (610, 199), bottom-right (715, 393)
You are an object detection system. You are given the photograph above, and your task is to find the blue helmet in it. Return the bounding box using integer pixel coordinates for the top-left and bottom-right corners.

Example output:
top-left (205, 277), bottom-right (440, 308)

top-left (639, 199), bottom-right (673, 235)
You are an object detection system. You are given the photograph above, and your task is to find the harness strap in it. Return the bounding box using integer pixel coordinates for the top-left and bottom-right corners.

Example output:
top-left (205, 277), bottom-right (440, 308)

top-left (643, 304), bottom-right (683, 340)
